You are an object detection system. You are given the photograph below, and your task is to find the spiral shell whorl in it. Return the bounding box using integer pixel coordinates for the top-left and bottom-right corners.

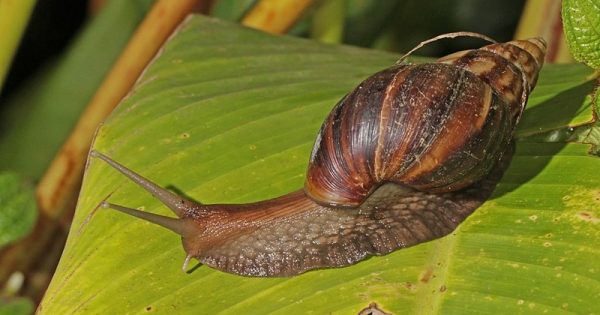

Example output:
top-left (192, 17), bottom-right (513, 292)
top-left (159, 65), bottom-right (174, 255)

top-left (305, 38), bottom-right (546, 207)
top-left (438, 37), bottom-right (546, 120)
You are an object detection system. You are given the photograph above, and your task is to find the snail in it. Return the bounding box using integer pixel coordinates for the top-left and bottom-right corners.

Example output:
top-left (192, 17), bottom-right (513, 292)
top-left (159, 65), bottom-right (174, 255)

top-left (91, 33), bottom-right (546, 277)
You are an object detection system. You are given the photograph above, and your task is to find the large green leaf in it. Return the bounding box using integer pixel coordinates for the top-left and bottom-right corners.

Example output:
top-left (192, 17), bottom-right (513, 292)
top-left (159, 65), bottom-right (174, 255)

top-left (40, 16), bottom-right (600, 314)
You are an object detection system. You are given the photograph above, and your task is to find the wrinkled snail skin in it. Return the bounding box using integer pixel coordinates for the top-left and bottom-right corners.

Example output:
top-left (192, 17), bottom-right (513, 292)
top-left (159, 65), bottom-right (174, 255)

top-left (92, 37), bottom-right (546, 277)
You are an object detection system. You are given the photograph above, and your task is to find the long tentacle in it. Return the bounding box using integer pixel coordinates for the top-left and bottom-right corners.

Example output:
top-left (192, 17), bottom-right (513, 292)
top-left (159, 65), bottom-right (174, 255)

top-left (101, 202), bottom-right (195, 237)
top-left (91, 150), bottom-right (197, 218)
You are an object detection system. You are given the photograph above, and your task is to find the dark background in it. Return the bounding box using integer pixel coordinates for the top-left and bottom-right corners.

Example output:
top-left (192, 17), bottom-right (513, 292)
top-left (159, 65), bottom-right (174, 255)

top-left (1, 0), bottom-right (525, 104)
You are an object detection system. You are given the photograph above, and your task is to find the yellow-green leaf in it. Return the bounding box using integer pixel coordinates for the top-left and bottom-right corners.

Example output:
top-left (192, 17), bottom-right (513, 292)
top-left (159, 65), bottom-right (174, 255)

top-left (40, 16), bottom-right (600, 314)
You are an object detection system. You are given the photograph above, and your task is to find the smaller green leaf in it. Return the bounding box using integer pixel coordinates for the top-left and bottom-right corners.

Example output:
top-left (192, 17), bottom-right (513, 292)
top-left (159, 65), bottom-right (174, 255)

top-left (562, 0), bottom-right (600, 68)
top-left (0, 297), bottom-right (33, 315)
top-left (0, 172), bottom-right (37, 248)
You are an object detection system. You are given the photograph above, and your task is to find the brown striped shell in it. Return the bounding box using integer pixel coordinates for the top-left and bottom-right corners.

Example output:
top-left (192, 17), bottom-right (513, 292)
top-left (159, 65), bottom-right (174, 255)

top-left (305, 38), bottom-right (546, 207)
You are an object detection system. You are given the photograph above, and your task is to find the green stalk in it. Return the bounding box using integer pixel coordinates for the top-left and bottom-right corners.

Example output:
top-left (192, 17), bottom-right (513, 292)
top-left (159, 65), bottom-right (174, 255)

top-left (0, 0), bottom-right (36, 91)
top-left (310, 0), bottom-right (346, 44)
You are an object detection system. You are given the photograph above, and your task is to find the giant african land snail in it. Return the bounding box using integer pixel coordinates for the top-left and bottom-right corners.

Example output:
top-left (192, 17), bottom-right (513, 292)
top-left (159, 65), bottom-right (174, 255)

top-left (91, 33), bottom-right (546, 277)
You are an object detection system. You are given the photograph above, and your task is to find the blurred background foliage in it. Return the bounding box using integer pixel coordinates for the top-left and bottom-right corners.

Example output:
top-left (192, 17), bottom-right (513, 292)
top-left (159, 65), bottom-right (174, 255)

top-left (0, 0), bottom-right (590, 313)
top-left (0, 0), bottom-right (564, 180)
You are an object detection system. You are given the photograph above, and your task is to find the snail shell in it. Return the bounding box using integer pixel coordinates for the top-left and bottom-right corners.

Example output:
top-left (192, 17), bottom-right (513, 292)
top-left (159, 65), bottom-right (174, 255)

top-left (92, 36), bottom-right (546, 277)
top-left (307, 38), bottom-right (546, 207)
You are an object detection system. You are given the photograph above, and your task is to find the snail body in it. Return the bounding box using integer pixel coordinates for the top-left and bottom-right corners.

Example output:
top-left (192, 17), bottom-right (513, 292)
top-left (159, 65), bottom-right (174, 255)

top-left (92, 35), bottom-right (546, 277)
